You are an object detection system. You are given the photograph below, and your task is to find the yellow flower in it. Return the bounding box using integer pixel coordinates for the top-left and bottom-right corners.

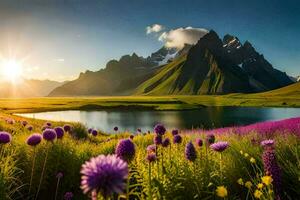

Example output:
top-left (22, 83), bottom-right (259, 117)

top-left (244, 153), bottom-right (249, 158)
top-left (257, 183), bottom-right (264, 189)
top-left (261, 176), bottom-right (273, 186)
top-left (240, 150), bottom-right (244, 155)
top-left (254, 189), bottom-right (263, 199)
top-left (245, 181), bottom-right (253, 189)
top-left (250, 157), bottom-right (256, 163)
top-left (216, 186), bottom-right (228, 198)
top-left (237, 178), bottom-right (244, 185)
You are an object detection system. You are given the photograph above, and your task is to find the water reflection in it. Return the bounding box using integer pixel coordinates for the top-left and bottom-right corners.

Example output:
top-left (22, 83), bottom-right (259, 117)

top-left (17, 107), bottom-right (300, 133)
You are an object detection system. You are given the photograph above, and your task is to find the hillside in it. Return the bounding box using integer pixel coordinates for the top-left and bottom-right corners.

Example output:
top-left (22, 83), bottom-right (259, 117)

top-left (258, 81), bottom-right (300, 97)
top-left (0, 79), bottom-right (64, 98)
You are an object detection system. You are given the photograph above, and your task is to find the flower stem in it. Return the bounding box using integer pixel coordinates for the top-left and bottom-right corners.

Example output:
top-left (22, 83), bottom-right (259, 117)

top-left (28, 147), bottom-right (36, 195)
top-left (35, 144), bottom-right (50, 200)
top-left (54, 177), bottom-right (61, 200)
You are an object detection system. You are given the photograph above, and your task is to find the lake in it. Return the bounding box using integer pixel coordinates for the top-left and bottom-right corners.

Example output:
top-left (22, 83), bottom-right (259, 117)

top-left (16, 107), bottom-right (300, 133)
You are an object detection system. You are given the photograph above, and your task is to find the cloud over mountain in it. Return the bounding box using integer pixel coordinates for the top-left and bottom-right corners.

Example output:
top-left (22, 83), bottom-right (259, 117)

top-left (158, 27), bottom-right (208, 49)
top-left (146, 24), bottom-right (164, 34)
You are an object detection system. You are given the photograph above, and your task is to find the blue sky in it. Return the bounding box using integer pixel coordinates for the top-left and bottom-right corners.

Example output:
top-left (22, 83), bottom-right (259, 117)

top-left (0, 0), bottom-right (299, 81)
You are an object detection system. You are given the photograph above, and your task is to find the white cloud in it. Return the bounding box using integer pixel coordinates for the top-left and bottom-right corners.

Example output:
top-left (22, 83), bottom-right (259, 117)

top-left (55, 58), bottom-right (65, 62)
top-left (158, 27), bottom-right (208, 49)
top-left (146, 24), bottom-right (164, 34)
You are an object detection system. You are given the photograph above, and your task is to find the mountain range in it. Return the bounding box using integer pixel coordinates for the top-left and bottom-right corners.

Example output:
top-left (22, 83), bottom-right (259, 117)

top-left (0, 79), bottom-right (65, 98)
top-left (49, 30), bottom-right (295, 96)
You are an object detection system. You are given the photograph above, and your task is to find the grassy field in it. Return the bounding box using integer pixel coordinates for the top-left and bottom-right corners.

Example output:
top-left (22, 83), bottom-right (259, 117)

top-left (0, 92), bottom-right (299, 114)
top-left (0, 112), bottom-right (299, 200)
top-left (0, 82), bottom-right (299, 113)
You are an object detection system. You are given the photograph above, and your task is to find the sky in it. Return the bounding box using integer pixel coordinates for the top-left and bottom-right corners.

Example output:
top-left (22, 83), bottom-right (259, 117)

top-left (0, 0), bottom-right (299, 82)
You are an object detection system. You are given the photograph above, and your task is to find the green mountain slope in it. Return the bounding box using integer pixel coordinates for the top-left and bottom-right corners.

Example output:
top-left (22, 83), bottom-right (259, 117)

top-left (259, 81), bottom-right (300, 97)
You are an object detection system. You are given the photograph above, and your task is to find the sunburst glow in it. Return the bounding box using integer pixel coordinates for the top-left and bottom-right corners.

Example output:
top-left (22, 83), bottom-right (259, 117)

top-left (1, 59), bottom-right (23, 83)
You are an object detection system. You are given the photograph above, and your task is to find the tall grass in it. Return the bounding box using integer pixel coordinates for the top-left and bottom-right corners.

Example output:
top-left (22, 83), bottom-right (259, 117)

top-left (0, 115), bottom-right (299, 199)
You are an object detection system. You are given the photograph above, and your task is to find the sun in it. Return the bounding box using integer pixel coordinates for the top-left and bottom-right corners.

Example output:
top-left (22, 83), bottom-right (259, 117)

top-left (1, 59), bottom-right (23, 83)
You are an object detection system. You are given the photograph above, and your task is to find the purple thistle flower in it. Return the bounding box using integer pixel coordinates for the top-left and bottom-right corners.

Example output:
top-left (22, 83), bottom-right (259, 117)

top-left (54, 127), bottom-right (64, 139)
top-left (146, 144), bottom-right (156, 153)
top-left (27, 125), bottom-right (33, 131)
top-left (262, 147), bottom-right (282, 196)
top-left (206, 134), bottom-right (215, 145)
top-left (0, 132), bottom-right (12, 144)
top-left (195, 138), bottom-right (203, 147)
top-left (56, 172), bottom-right (64, 179)
top-left (88, 128), bottom-right (93, 134)
top-left (46, 122), bottom-right (52, 127)
top-left (162, 138), bottom-right (170, 148)
top-left (172, 129), bottom-right (179, 136)
top-left (173, 134), bottom-right (182, 144)
top-left (42, 129), bottom-right (57, 141)
top-left (64, 192), bottom-right (74, 200)
top-left (63, 124), bottom-right (72, 132)
top-left (115, 139), bottom-right (135, 162)
top-left (210, 141), bottom-right (229, 152)
top-left (137, 128), bottom-right (141, 133)
top-left (153, 134), bottom-right (162, 145)
top-left (80, 154), bottom-right (128, 197)
top-left (185, 141), bottom-right (197, 162)
top-left (129, 135), bottom-right (134, 140)
top-left (26, 133), bottom-right (42, 146)
top-left (114, 126), bottom-right (118, 131)
top-left (154, 124), bottom-right (166, 135)
top-left (261, 139), bottom-right (275, 148)
top-left (21, 120), bottom-right (28, 127)
top-left (91, 129), bottom-right (98, 136)
top-left (146, 153), bottom-right (157, 163)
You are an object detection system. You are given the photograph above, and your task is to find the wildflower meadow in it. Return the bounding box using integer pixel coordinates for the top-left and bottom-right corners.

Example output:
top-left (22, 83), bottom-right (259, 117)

top-left (0, 114), bottom-right (299, 200)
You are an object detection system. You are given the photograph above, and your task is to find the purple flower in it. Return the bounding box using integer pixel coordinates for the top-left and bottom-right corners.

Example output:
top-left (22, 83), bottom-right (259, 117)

top-left (63, 124), bottom-right (72, 132)
top-left (56, 172), bottom-right (64, 179)
top-left (114, 126), bottom-right (118, 131)
top-left (0, 132), bottom-right (12, 144)
top-left (46, 122), bottom-right (52, 127)
top-left (154, 124), bottom-right (166, 135)
top-left (137, 128), bottom-right (141, 133)
top-left (185, 141), bottom-right (197, 162)
top-left (92, 129), bottom-right (98, 136)
top-left (26, 133), bottom-right (42, 146)
top-left (210, 141), bottom-right (229, 152)
top-left (54, 127), bottom-right (64, 139)
top-left (162, 138), bottom-right (170, 147)
top-left (42, 129), bottom-right (57, 141)
top-left (64, 192), bottom-right (74, 200)
top-left (129, 135), bottom-right (134, 140)
top-left (88, 128), bottom-right (93, 134)
top-left (262, 147), bottom-right (282, 196)
top-left (115, 139), bottom-right (135, 161)
top-left (173, 134), bottom-right (182, 144)
top-left (21, 120), bottom-right (28, 127)
top-left (261, 139), bottom-right (275, 148)
top-left (80, 155), bottom-right (128, 197)
top-left (195, 138), bottom-right (203, 147)
top-left (27, 125), bottom-right (33, 131)
top-left (206, 134), bottom-right (215, 145)
top-left (172, 129), bottom-right (179, 136)
top-left (153, 135), bottom-right (162, 145)
top-left (146, 153), bottom-right (157, 163)
top-left (146, 144), bottom-right (156, 153)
